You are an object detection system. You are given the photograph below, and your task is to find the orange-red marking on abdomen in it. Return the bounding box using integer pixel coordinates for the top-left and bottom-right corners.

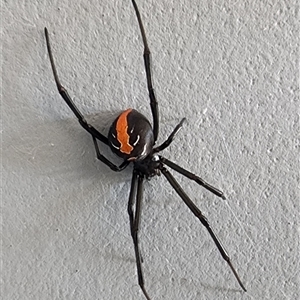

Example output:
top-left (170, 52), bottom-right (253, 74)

top-left (116, 109), bottom-right (134, 154)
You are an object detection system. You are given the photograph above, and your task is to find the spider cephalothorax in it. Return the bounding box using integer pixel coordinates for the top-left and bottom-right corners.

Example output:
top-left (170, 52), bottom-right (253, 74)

top-left (44, 0), bottom-right (246, 299)
top-left (134, 154), bottom-right (162, 178)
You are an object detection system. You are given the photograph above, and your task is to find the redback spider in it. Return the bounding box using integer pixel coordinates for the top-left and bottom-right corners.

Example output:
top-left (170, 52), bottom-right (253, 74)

top-left (44, 0), bottom-right (246, 299)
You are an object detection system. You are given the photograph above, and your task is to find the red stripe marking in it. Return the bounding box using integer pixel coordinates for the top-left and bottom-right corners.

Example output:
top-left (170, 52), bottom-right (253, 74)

top-left (116, 109), bottom-right (133, 154)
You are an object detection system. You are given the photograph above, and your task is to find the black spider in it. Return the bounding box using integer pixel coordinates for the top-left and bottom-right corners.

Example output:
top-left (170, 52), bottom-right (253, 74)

top-left (44, 1), bottom-right (246, 299)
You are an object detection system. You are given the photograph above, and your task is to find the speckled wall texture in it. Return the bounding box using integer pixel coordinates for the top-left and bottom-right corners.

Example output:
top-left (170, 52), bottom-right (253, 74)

top-left (2, 1), bottom-right (299, 299)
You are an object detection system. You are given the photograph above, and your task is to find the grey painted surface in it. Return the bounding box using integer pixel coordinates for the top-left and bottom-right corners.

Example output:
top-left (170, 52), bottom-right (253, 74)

top-left (2, 0), bottom-right (299, 299)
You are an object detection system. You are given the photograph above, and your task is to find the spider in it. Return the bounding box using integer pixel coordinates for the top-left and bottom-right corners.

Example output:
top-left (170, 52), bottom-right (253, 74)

top-left (44, 0), bottom-right (246, 299)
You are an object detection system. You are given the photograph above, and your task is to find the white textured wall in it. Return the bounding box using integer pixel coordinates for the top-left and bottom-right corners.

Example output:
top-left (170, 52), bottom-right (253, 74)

top-left (2, 0), bottom-right (299, 299)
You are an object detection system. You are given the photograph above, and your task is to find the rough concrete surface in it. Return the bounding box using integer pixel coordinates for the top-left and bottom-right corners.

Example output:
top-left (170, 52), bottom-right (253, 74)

top-left (2, 0), bottom-right (299, 299)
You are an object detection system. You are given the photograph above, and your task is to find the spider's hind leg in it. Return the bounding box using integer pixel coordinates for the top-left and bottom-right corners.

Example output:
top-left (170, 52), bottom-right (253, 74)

top-left (153, 118), bottom-right (186, 153)
top-left (132, 0), bottom-right (159, 142)
top-left (45, 28), bottom-right (129, 171)
top-left (44, 28), bottom-right (108, 144)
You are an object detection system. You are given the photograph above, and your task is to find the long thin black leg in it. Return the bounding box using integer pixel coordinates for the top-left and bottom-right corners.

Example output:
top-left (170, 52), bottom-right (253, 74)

top-left (44, 27), bottom-right (108, 145)
top-left (160, 156), bottom-right (226, 199)
top-left (127, 172), bottom-right (151, 300)
top-left (131, 0), bottom-right (159, 142)
top-left (154, 118), bottom-right (186, 153)
top-left (161, 167), bottom-right (246, 292)
top-left (92, 137), bottom-right (129, 172)
top-left (45, 28), bottom-right (127, 171)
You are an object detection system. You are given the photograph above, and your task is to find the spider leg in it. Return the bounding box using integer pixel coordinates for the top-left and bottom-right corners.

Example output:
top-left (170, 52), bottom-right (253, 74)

top-left (160, 156), bottom-right (226, 199)
top-left (131, 0), bottom-right (159, 142)
top-left (127, 171), bottom-right (151, 300)
top-left (44, 28), bottom-right (108, 145)
top-left (92, 136), bottom-right (129, 171)
top-left (154, 118), bottom-right (186, 153)
top-left (161, 167), bottom-right (246, 292)
top-left (45, 28), bottom-right (128, 171)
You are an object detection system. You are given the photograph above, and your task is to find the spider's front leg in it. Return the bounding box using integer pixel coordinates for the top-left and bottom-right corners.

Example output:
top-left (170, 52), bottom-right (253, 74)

top-left (161, 167), bottom-right (246, 292)
top-left (127, 171), bottom-right (151, 300)
top-left (160, 157), bottom-right (226, 199)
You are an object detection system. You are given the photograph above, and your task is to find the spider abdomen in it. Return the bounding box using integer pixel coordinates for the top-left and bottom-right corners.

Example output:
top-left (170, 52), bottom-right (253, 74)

top-left (108, 109), bottom-right (154, 161)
